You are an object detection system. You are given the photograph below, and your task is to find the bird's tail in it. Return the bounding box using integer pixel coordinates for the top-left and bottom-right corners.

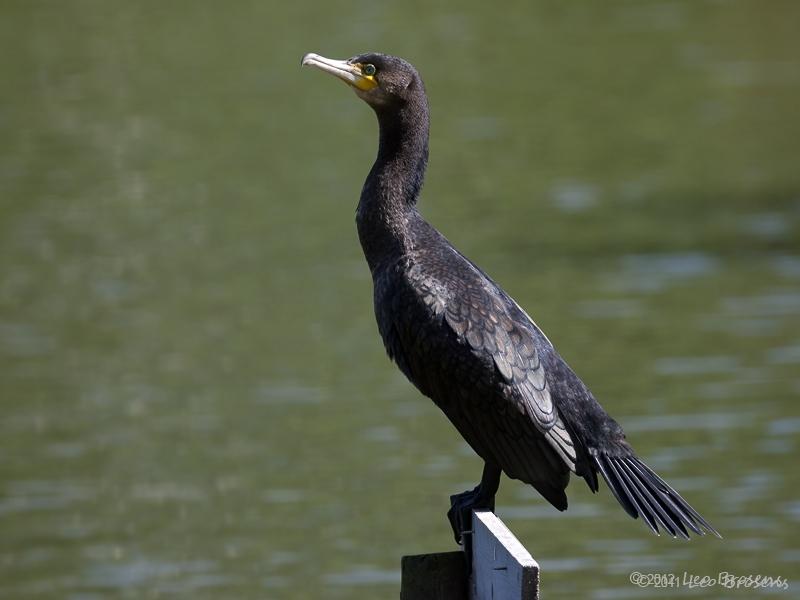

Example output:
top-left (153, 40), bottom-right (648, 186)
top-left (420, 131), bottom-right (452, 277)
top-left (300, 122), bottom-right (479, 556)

top-left (591, 452), bottom-right (721, 539)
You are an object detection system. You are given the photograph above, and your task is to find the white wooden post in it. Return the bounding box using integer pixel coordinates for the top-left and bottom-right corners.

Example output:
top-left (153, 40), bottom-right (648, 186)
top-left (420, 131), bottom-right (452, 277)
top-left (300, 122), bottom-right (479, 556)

top-left (400, 510), bottom-right (539, 600)
top-left (470, 510), bottom-right (539, 600)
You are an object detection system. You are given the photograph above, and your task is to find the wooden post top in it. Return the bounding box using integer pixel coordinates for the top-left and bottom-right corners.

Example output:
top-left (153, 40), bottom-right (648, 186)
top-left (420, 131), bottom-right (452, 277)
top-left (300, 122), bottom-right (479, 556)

top-left (471, 510), bottom-right (539, 600)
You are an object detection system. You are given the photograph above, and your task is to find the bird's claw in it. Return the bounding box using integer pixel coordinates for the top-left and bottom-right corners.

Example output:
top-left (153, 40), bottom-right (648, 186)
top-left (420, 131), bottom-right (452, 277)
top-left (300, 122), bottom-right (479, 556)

top-left (447, 486), bottom-right (495, 546)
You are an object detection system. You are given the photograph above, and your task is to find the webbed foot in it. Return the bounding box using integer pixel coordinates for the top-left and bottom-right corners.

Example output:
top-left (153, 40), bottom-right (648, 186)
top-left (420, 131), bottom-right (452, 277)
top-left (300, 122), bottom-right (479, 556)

top-left (447, 485), bottom-right (496, 546)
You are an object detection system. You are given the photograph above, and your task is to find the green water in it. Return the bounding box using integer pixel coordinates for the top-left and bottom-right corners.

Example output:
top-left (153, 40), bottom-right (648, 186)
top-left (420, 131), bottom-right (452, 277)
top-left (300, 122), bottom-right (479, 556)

top-left (1, 1), bottom-right (798, 598)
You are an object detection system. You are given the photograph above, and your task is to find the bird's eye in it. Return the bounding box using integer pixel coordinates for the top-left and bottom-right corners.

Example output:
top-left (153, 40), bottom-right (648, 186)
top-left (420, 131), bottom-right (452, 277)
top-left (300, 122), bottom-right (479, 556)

top-left (363, 64), bottom-right (376, 76)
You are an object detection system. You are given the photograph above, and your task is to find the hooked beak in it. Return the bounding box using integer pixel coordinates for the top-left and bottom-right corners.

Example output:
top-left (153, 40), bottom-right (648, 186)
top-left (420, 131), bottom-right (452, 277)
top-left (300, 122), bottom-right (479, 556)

top-left (301, 53), bottom-right (378, 91)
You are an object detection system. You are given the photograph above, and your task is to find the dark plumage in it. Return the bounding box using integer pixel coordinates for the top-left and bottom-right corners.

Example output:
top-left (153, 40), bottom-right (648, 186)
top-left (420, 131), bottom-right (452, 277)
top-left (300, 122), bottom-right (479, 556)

top-left (302, 52), bottom-right (720, 541)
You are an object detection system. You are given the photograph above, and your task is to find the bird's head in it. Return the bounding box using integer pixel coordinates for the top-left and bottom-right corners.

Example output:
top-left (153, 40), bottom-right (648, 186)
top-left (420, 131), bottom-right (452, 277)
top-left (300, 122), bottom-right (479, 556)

top-left (301, 52), bottom-right (424, 111)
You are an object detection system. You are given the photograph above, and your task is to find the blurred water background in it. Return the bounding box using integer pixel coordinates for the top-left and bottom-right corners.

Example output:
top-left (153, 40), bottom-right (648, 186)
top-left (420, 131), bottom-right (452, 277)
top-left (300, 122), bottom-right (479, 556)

top-left (1, 1), bottom-right (798, 598)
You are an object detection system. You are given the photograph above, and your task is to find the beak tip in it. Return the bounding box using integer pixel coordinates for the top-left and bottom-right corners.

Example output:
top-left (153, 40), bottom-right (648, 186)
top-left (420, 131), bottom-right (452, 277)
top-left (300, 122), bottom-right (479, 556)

top-left (301, 52), bottom-right (317, 67)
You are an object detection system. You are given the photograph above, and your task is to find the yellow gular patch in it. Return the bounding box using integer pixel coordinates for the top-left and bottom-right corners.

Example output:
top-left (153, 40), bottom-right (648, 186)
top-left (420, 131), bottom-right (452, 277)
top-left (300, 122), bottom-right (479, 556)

top-left (354, 75), bottom-right (378, 91)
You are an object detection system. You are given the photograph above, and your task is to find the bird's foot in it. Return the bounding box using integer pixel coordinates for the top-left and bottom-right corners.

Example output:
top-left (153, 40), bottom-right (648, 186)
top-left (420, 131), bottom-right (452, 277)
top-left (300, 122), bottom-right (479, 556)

top-left (447, 485), bottom-right (495, 546)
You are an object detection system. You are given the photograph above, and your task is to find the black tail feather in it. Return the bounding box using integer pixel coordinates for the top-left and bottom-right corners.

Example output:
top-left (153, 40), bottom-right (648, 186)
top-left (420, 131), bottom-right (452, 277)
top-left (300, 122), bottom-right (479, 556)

top-left (592, 452), bottom-right (721, 539)
top-left (593, 453), bottom-right (637, 519)
top-left (624, 458), bottom-right (701, 536)
top-left (620, 457), bottom-right (690, 538)
top-left (627, 456), bottom-right (721, 537)
top-left (605, 455), bottom-right (670, 536)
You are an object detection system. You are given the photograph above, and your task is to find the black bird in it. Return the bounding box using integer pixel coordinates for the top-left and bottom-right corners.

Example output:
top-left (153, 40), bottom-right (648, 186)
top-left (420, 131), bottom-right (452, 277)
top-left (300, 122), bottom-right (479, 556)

top-left (301, 52), bottom-right (720, 542)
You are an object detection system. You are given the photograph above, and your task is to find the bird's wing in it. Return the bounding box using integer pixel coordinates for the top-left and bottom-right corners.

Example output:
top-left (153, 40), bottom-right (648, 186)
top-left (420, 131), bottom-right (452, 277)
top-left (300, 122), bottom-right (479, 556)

top-left (435, 259), bottom-right (578, 474)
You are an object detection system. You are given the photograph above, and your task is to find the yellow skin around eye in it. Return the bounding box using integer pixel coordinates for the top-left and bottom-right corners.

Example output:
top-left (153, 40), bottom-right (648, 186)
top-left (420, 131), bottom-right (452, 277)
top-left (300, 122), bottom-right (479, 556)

top-left (353, 64), bottom-right (378, 91)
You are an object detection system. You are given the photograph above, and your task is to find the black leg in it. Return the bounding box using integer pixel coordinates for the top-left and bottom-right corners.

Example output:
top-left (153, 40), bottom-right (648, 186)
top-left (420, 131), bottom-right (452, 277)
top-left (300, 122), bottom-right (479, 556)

top-left (447, 461), bottom-right (502, 546)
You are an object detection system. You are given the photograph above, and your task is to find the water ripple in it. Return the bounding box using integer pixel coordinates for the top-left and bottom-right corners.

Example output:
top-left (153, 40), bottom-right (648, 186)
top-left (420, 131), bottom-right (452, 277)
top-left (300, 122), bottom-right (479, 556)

top-left (613, 253), bottom-right (719, 293)
top-left (324, 566), bottom-right (400, 586)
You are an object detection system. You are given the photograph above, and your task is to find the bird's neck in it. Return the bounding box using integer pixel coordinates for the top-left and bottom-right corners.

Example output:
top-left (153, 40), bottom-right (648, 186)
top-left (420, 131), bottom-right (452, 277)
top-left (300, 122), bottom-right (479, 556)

top-left (357, 97), bottom-right (430, 274)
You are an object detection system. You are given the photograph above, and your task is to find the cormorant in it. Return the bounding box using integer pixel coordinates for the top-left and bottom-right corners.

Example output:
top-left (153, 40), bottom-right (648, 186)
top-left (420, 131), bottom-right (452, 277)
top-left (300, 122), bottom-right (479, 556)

top-left (301, 52), bottom-right (720, 542)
